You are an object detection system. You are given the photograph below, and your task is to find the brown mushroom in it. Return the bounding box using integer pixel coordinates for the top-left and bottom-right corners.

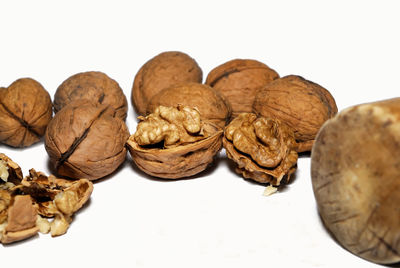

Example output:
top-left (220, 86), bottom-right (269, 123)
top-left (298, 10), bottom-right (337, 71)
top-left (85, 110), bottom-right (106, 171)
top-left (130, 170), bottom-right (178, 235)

top-left (54, 71), bottom-right (128, 120)
top-left (127, 105), bottom-right (223, 179)
top-left (311, 98), bottom-right (400, 264)
top-left (132, 51), bottom-right (203, 115)
top-left (253, 75), bottom-right (337, 152)
top-left (206, 59), bottom-right (279, 117)
top-left (0, 78), bottom-right (52, 147)
top-left (223, 113), bottom-right (298, 187)
top-left (146, 82), bottom-right (231, 128)
top-left (45, 100), bottom-right (129, 180)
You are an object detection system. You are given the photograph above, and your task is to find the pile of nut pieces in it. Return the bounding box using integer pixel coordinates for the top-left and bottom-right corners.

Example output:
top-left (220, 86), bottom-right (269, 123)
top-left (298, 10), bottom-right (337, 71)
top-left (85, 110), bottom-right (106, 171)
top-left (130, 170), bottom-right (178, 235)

top-left (0, 51), bottom-right (399, 265)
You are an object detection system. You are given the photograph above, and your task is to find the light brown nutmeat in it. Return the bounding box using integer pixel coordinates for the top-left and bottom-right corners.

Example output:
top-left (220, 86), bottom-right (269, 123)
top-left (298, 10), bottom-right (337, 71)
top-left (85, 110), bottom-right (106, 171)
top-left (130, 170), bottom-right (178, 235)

top-left (223, 113), bottom-right (298, 186)
top-left (0, 78), bottom-right (52, 147)
top-left (132, 51), bottom-right (203, 115)
top-left (127, 105), bottom-right (223, 179)
top-left (311, 98), bottom-right (400, 264)
top-left (45, 100), bottom-right (129, 180)
top-left (54, 71), bottom-right (128, 121)
top-left (206, 59), bottom-right (279, 117)
top-left (146, 82), bottom-right (231, 128)
top-left (253, 75), bottom-right (337, 152)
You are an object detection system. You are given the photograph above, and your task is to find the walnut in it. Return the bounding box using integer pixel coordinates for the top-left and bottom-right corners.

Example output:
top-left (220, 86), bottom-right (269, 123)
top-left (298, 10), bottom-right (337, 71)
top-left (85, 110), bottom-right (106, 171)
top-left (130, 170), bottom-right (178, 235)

top-left (45, 100), bottom-right (129, 180)
top-left (0, 78), bottom-right (52, 147)
top-left (311, 98), bottom-right (400, 264)
top-left (223, 113), bottom-right (298, 187)
top-left (132, 51), bottom-right (203, 115)
top-left (127, 105), bottom-right (223, 179)
top-left (205, 59), bottom-right (279, 117)
top-left (253, 75), bottom-right (337, 152)
top-left (146, 82), bottom-right (231, 128)
top-left (0, 153), bottom-right (23, 185)
top-left (54, 71), bottom-right (128, 120)
top-left (0, 156), bottom-right (93, 244)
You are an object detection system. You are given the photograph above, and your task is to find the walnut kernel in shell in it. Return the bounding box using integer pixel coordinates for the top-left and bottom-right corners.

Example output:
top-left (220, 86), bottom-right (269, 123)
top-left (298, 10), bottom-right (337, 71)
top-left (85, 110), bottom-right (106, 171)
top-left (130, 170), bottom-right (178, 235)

top-left (127, 105), bottom-right (223, 179)
top-left (223, 113), bottom-right (298, 187)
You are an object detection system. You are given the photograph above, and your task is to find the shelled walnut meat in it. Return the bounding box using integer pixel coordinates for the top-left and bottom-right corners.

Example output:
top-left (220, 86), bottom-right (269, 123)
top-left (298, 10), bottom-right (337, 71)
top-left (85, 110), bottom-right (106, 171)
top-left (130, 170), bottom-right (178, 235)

top-left (0, 78), bottom-right (52, 147)
top-left (146, 82), bottom-right (231, 128)
top-left (253, 75), bottom-right (337, 152)
top-left (45, 100), bottom-right (129, 180)
top-left (127, 105), bottom-right (223, 179)
top-left (54, 71), bottom-right (128, 120)
top-left (223, 113), bottom-right (298, 188)
top-left (0, 154), bottom-right (93, 244)
top-left (206, 59), bottom-right (279, 117)
top-left (132, 51), bottom-right (203, 115)
top-left (311, 98), bottom-right (400, 264)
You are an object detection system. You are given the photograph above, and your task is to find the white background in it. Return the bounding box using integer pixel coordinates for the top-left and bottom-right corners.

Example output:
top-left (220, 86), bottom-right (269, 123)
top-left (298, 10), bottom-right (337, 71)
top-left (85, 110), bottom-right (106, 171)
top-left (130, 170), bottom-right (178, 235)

top-left (0, 1), bottom-right (399, 267)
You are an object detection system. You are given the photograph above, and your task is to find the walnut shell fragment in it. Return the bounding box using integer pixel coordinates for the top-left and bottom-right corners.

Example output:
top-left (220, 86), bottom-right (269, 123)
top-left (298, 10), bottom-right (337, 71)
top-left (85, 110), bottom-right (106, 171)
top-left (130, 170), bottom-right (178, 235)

top-left (132, 51), bottom-right (203, 115)
top-left (206, 59), bottom-right (279, 117)
top-left (0, 78), bottom-right (52, 147)
top-left (253, 75), bottom-right (337, 152)
top-left (146, 82), bottom-right (231, 128)
top-left (127, 105), bottom-right (223, 179)
top-left (311, 98), bottom-right (400, 264)
top-left (45, 100), bottom-right (129, 180)
top-left (54, 71), bottom-right (128, 120)
top-left (223, 113), bottom-right (298, 186)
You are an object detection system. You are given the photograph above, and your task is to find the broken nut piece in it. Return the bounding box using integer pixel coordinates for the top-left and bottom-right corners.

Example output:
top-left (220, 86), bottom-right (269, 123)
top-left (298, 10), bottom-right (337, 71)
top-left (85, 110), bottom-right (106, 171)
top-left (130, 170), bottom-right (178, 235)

top-left (127, 105), bottom-right (223, 179)
top-left (223, 113), bottom-right (298, 186)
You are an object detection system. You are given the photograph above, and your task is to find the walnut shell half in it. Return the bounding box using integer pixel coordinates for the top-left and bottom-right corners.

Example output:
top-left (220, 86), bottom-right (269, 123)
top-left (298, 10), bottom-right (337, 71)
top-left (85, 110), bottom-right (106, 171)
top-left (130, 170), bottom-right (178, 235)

top-left (206, 59), bottom-right (279, 117)
top-left (127, 105), bottom-right (223, 179)
top-left (253, 75), bottom-right (337, 152)
top-left (146, 82), bottom-right (231, 128)
top-left (54, 71), bottom-right (128, 121)
top-left (311, 98), bottom-right (400, 264)
top-left (223, 113), bottom-right (298, 186)
top-left (132, 51), bottom-right (203, 115)
top-left (0, 78), bottom-right (52, 147)
top-left (45, 100), bottom-right (129, 180)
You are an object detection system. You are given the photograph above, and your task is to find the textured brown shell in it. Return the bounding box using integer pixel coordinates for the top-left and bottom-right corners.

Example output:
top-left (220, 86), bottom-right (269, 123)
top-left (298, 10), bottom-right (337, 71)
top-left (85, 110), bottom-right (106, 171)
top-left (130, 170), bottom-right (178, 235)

top-left (253, 75), bottom-right (337, 152)
top-left (0, 78), bottom-right (52, 147)
top-left (132, 51), bottom-right (203, 115)
top-left (205, 59), bottom-right (279, 117)
top-left (54, 71), bottom-right (128, 120)
top-left (45, 101), bottom-right (129, 180)
top-left (311, 98), bottom-right (400, 264)
top-left (146, 82), bottom-right (231, 128)
top-left (127, 123), bottom-right (223, 179)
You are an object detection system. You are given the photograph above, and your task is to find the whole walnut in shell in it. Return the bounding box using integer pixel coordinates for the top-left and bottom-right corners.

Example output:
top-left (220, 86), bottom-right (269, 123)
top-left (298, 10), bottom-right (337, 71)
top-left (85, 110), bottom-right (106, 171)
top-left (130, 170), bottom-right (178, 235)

top-left (45, 100), bottom-right (129, 180)
top-left (127, 105), bottom-right (223, 179)
top-left (206, 59), bottom-right (279, 117)
top-left (146, 82), bottom-right (231, 128)
top-left (132, 51), bottom-right (203, 115)
top-left (54, 71), bottom-right (128, 120)
top-left (223, 113), bottom-right (298, 188)
top-left (253, 75), bottom-right (337, 152)
top-left (311, 98), bottom-right (400, 264)
top-left (0, 78), bottom-right (52, 147)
